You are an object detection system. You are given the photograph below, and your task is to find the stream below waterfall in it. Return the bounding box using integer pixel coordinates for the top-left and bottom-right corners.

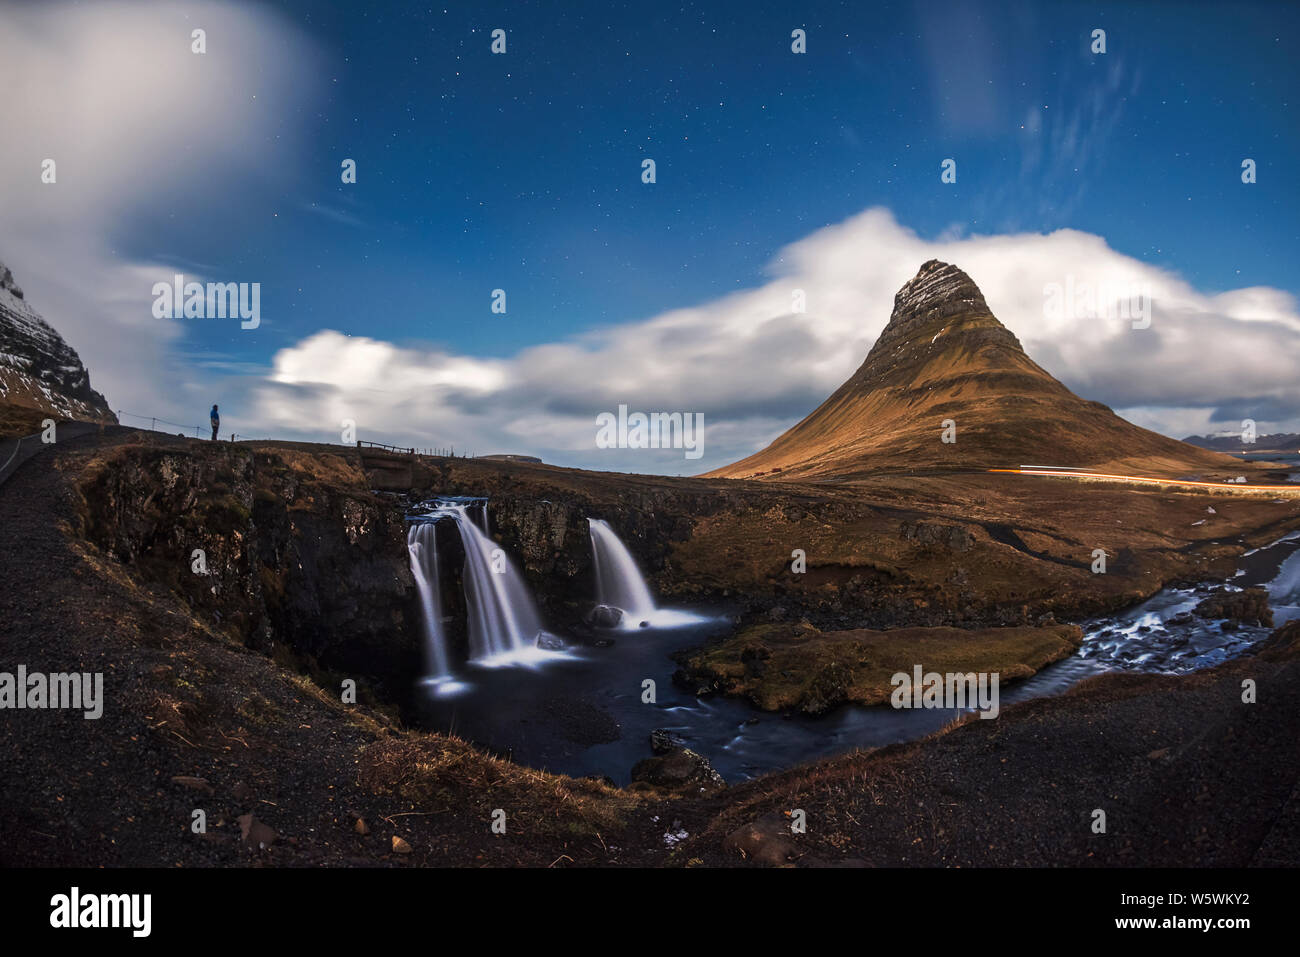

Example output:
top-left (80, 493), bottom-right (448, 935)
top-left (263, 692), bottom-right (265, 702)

top-left (410, 526), bottom-right (1300, 785)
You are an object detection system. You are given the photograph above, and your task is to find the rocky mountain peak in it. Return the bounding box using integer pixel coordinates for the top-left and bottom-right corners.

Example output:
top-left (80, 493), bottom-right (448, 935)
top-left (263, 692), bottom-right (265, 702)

top-left (861, 260), bottom-right (1024, 381)
top-left (873, 260), bottom-right (998, 354)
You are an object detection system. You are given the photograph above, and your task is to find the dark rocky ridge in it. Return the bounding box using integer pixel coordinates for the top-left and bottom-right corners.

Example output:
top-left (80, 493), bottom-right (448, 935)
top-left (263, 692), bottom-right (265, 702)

top-left (872, 259), bottom-right (1000, 355)
top-left (0, 259), bottom-right (115, 426)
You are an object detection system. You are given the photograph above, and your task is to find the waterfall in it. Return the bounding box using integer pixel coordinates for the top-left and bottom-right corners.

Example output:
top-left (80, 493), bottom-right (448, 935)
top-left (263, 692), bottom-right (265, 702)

top-left (407, 522), bottom-right (451, 680)
top-left (588, 518), bottom-right (658, 621)
top-left (451, 505), bottom-right (551, 663)
top-left (407, 501), bottom-right (556, 674)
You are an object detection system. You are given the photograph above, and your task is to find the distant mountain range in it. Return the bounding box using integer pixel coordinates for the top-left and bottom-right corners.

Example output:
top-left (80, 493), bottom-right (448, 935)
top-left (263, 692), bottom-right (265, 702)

top-left (1184, 433), bottom-right (1300, 454)
top-left (0, 260), bottom-right (115, 432)
top-left (707, 260), bottom-right (1239, 481)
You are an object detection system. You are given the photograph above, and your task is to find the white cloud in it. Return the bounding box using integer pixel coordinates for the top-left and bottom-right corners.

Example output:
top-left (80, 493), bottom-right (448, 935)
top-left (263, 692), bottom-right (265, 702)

top-left (242, 207), bottom-right (1300, 473)
top-left (0, 0), bottom-right (320, 419)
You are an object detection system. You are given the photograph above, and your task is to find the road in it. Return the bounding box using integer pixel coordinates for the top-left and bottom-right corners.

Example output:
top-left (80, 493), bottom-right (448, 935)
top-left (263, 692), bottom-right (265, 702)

top-left (989, 466), bottom-right (1300, 494)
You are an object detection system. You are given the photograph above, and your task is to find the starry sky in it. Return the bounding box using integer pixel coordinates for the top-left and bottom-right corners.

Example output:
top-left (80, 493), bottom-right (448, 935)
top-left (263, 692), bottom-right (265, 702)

top-left (1, 0), bottom-right (1297, 469)
top-left (150, 0), bottom-right (1298, 365)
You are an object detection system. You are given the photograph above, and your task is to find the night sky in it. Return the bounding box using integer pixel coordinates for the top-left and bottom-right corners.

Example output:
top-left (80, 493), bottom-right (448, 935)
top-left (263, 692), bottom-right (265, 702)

top-left (146, 0), bottom-right (1297, 363)
top-left (3, 0), bottom-right (1297, 468)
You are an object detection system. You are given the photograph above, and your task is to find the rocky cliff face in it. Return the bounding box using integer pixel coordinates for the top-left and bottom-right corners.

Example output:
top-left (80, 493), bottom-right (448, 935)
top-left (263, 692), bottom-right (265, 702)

top-left (404, 457), bottom-right (1085, 634)
top-left (0, 259), bottom-right (115, 428)
top-left (78, 444), bottom-right (421, 708)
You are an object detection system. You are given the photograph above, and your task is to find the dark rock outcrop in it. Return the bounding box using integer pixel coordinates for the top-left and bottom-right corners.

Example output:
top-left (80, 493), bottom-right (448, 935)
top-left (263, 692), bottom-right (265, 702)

top-left (0, 259), bottom-right (115, 425)
top-left (1193, 587), bottom-right (1273, 627)
top-left (649, 728), bottom-right (686, 754)
top-left (79, 443), bottom-right (420, 707)
top-left (630, 746), bottom-right (726, 793)
top-left (900, 520), bottom-right (975, 551)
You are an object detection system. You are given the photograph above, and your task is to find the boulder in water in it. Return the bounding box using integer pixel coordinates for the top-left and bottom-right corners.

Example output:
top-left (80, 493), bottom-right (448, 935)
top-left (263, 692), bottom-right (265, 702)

top-left (1193, 587), bottom-right (1273, 627)
top-left (537, 632), bottom-right (566, 651)
top-left (588, 604), bottom-right (623, 628)
top-left (650, 728), bottom-right (686, 754)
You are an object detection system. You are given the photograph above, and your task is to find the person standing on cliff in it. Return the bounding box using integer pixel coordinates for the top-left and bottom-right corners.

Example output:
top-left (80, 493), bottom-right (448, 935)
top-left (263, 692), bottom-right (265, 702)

top-left (210, 404), bottom-right (220, 441)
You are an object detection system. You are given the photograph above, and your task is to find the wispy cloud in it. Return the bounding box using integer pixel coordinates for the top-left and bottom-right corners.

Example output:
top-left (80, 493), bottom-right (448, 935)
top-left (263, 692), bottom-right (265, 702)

top-left (300, 200), bottom-right (366, 228)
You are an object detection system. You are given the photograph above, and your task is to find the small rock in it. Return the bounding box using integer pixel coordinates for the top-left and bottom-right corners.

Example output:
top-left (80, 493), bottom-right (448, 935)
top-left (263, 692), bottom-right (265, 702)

top-left (392, 835), bottom-right (412, 854)
top-left (537, 632), bottom-right (566, 651)
top-left (231, 781), bottom-right (255, 802)
top-left (722, 812), bottom-right (799, 865)
top-left (650, 728), bottom-right (685, 754)
top-left (237, 813), bottom-right (277, 849)
top-left (170, 775), bottom-right (213, 794)
top-left (354, 817), bottom-right (370, 836)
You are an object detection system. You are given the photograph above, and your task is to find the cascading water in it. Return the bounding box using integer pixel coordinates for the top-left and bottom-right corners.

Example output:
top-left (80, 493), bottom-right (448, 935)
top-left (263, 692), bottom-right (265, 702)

top-left (451, 504), bottom-right (553, 664)
top-left (588, 519), bottom-right (657, 622)
top-left (407, 522), bottom-right (451, 681)
top-left (407, 500), bottom-right (558, 675)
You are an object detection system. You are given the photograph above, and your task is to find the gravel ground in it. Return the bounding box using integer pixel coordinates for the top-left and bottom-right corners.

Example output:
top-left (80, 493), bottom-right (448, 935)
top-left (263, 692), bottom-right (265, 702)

top-left (2, 427), bottom-right (1296, 868)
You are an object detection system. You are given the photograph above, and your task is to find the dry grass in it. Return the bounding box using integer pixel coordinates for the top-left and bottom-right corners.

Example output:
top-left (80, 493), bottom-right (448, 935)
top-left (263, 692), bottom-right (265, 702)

top-left (681, 621), bottom-right (1084, 712)
top-left (357, 735), bottom-right (642, 838)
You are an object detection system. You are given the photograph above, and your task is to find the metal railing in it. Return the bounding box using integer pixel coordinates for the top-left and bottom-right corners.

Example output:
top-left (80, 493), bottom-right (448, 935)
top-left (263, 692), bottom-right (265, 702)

top-left (356, 441), bottom-right (471, 457)
top-left (114, 411), bottom-right (474, 456)
top-left (116, 410), bottom-right (211, 438)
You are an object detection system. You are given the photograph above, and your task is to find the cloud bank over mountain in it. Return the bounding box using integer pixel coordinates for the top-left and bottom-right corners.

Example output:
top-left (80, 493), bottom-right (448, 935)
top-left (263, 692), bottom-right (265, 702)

top-left (244, 207), bottom-right (1300, 473)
